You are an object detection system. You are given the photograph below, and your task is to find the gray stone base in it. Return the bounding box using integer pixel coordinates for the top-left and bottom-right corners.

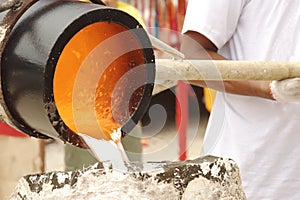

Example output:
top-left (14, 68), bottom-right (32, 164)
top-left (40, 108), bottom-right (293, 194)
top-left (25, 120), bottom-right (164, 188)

top-left (9, 156), bottom-right (246, 200)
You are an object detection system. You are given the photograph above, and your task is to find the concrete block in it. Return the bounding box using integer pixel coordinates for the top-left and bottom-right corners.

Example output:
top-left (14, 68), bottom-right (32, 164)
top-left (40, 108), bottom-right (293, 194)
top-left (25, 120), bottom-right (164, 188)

top-left (10, 156), bottom-right (246, 199)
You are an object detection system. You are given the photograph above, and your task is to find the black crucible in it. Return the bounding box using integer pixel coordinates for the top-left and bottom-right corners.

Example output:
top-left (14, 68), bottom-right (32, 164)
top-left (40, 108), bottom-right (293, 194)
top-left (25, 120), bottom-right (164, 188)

top-left (0, 0), bottom-right (155, 147)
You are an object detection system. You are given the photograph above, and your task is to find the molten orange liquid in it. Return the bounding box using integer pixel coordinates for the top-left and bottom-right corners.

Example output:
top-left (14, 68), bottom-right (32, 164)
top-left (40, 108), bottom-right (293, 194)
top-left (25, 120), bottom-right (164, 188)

top-left (54, 22), bottom-right (146, 140)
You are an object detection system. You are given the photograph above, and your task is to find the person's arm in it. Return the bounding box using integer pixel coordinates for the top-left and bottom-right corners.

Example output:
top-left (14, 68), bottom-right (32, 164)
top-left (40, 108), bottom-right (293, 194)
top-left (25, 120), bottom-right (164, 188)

top-left (181, 31), bottom-right (273, 100)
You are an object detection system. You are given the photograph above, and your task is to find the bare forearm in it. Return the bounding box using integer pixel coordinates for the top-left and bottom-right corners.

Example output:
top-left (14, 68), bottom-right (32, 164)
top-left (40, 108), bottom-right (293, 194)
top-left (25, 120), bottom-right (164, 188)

top-left (190, 79), bottom-right (271, 99)
top-left (190, 50), bottom-right (273, 99)
top-left (181, 32), bottom-right (273, 100)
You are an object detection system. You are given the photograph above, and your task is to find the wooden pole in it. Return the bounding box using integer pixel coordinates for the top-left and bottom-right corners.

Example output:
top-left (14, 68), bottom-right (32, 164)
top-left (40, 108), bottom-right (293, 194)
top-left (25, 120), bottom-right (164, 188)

top-left (155, 59), bottom-right (300, 81)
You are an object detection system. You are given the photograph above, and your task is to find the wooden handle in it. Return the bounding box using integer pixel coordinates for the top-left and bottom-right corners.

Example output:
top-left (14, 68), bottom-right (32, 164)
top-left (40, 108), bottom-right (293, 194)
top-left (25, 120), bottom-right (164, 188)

top-left (155, 59), bottom-right (300, 81)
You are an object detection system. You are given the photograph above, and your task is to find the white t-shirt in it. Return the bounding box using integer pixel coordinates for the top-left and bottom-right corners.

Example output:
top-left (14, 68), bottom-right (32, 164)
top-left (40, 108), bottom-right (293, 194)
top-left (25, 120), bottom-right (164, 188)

top-left (183, 1), bottom-right (300, 199)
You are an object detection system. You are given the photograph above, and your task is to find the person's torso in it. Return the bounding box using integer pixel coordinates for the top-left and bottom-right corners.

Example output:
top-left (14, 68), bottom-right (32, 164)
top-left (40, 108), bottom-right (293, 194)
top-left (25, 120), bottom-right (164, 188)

top-left (203, 1), bottom-right (300, 199)
top-left (220, 0), bottom-right (300, 61)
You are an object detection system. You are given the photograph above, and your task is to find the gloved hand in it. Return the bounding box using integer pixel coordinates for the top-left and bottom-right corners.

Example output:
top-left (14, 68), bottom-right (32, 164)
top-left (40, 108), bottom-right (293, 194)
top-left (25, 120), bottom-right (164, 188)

top-left (270, 78), bottom-right (300, 103)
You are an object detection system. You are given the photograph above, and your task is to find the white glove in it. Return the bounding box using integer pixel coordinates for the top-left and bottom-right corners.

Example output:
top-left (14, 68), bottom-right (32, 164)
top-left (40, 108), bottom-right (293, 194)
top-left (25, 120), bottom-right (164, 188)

top-left (270, 78), bottom-right (300, 103)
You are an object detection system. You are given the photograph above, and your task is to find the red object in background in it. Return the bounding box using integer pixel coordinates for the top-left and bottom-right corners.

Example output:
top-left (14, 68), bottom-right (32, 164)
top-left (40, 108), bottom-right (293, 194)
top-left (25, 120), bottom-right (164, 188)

top-left (0, 122), bottom-right (27, 137)
top-left (176, 80), bottom-right (188, 161)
